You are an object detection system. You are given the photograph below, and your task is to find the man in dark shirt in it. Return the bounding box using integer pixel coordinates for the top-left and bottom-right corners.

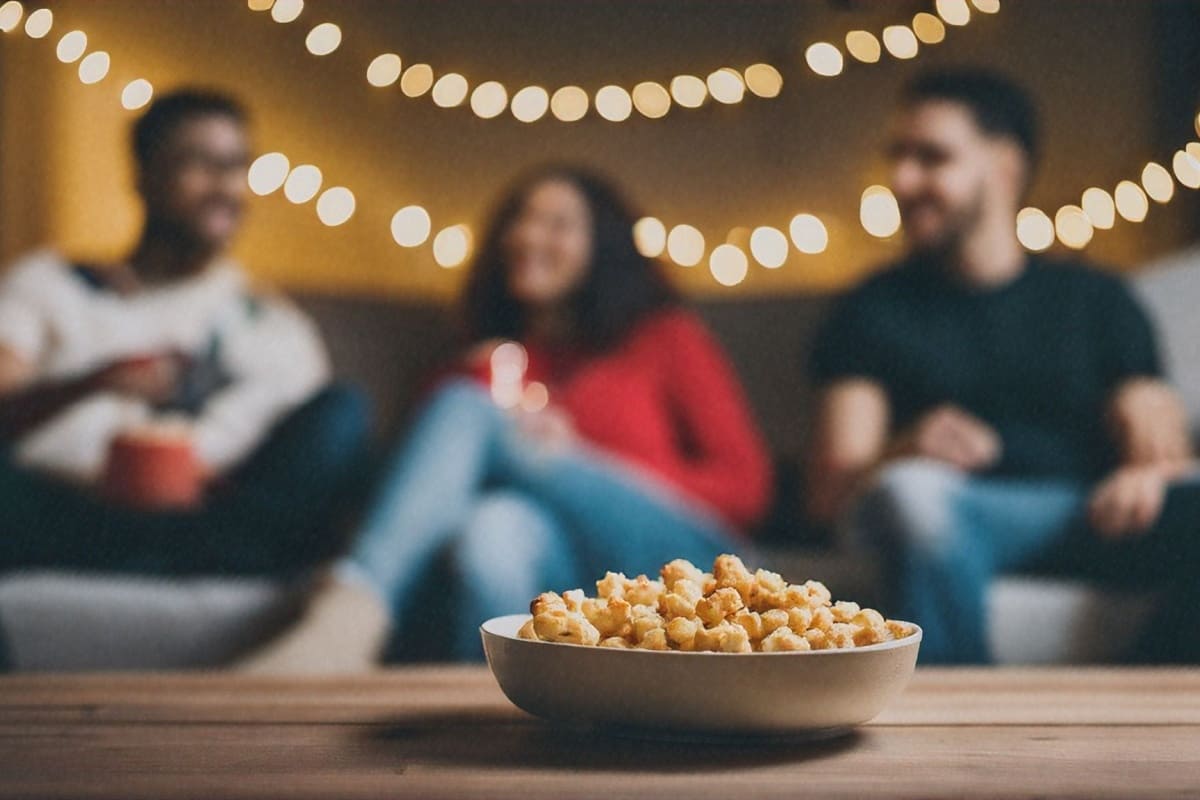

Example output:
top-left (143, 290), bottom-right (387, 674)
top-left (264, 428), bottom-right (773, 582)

top-left (807, 69), bottom-right (1199, 664)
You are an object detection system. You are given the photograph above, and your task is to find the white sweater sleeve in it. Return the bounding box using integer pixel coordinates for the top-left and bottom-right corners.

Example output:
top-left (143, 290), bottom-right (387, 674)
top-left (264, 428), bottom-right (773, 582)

top-left (190, 293), bottom-right (331, 474)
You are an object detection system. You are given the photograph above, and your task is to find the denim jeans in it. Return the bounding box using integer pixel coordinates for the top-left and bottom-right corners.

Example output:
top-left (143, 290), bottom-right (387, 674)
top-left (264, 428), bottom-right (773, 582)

top-left (852, 457), bottom-right (1200, 664)
top-left (0, 385), bottom-right (371, 576)
top-left (340, 380), bottom-right (743, 660)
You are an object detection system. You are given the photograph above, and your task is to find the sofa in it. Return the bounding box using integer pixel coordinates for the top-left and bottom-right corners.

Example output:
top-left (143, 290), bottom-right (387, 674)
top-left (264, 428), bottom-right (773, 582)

top-left (2, 252), bottom-right (1197, 670)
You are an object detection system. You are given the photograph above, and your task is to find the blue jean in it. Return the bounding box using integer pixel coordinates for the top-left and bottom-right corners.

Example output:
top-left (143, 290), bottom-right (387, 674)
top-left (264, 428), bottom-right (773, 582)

top-left (852, 458), bottom-right (1200, 664)
top-left (340, 380), bottom-right (742, 660)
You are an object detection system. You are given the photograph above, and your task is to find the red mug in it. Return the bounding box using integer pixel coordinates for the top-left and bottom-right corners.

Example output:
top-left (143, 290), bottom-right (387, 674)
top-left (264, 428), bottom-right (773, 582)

top-left (103, 425), bottom-right (202, 509)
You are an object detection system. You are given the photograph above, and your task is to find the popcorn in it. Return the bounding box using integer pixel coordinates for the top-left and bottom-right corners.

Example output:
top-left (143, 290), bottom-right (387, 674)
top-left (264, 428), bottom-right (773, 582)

top-left (519, 555), bottom-right (915, 652)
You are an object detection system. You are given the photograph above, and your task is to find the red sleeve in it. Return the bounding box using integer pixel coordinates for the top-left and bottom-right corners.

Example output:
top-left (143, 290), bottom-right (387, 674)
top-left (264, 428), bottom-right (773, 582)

top-left (654, 311), bottom-right (774, 532)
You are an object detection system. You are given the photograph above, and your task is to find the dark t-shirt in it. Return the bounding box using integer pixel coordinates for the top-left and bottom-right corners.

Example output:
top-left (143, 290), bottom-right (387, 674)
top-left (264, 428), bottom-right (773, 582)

top-left (809, 256), bottom-right (1162, 481)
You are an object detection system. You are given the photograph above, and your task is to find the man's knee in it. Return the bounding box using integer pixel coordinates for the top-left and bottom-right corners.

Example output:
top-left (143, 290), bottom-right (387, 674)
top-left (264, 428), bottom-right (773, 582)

top-left (857, 458), bottom-right (967, 556)
top-left (292, 383), bottom-right (372, 460)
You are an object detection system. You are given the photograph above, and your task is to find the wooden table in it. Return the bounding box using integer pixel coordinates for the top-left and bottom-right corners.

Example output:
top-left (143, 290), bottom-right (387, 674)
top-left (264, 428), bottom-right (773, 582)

top-left (1, 667), bottom-right (1198, 799)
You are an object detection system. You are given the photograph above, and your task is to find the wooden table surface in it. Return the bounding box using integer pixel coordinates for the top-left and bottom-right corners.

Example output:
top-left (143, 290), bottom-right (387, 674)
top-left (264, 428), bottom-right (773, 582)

top-left (1, 667), bottom-right (1198, 799)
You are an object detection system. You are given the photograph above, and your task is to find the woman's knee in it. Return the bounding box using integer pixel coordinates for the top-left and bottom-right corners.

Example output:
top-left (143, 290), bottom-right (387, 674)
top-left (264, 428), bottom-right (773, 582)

top-left (857, 458), bottom-right (967, 557)
top-left (452, 492), bottom-right (562, 577)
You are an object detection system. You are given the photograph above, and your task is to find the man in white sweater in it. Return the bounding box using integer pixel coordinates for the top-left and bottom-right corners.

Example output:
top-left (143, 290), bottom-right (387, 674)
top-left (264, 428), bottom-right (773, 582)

top-left (0, 90), bottom-right (369, 575)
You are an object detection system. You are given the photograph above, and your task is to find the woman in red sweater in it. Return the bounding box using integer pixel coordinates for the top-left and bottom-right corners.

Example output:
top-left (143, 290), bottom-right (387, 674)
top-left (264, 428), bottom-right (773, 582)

top-left (243, 166), bottom-right (771, 670)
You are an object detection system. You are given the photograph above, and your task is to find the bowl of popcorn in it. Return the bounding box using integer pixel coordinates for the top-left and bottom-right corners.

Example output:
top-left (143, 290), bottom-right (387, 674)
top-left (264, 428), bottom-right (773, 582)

top-left (481, 554), bottom-right (920, 737)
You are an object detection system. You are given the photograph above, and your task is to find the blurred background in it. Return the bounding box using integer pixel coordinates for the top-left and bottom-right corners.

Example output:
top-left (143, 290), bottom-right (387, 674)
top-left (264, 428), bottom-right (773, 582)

top-left (2, 0), bottom-right (1198, 301)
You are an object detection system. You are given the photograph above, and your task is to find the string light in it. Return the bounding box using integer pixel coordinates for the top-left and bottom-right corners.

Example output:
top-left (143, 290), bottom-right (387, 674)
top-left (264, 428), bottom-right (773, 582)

top-left (1015, 207), bottom-right (1054, 252)
top-left (882, 26), bottom-right (920, 60)
top-left (860, 185), bottom-right (901, 238)
top-left (550, 86), bottom-right (588, 122)
top-left (972, 0), bottom-right (1001, 14)
top-left (1172, 149), bottom-right (1200, 189)
top-left (667, 224), bottom-right (705, 267)
top-left (23, 6), bottom-right (50, 38)
top-left (391, 205), bottom-right (432, 247)
top-left (247, 152), bottom-right (291, 195)
top-left (631, 81), bottom-right (671, 119)
top-left (283, 164), bottom-right (323, 204)
top-left (912, 12), bottom-right (947, 44)
top-left (805, 43), bottom-right (844, 77)
top-left (433, 225), bottom-right (472, 267)
top-left (789, 213), bottom-right (829, 254)
top-left (247, 0), bottom-right (274, 11)
top-left (120, 78), bottom-right (154, 111)
top-left (511, 86), bottom-right (549, 122)
top-left (633, 217), bottom-right (667, 258)
top-left (271, 0), bottom-right (303, 24)
top-left (77, 50), bottom-right (110, 84)
top-left (1054, 205), bottom-right (1093, 249)
top-left (845, 31), bottom-right (882, 64)
top-left (1114, 180), bottom-right (1149, 223)
top-left (431, 72), bottom-right (469, 108)
top-left (470, 81), bottom-right (508, 119)
top-left (936, 0), bottom-right (972, 26)
top-left (304, 22), bottom-right (341, 56)
top-left (743, 63), bottom-right (783, 98)
top-left (1141, 161), bottom-right (1175, 204)
top-left (1080, 187), bottom-right (1115, 230)
top-left (709, 244), bottom-right (749, 287)
top-left (595, 85), bottom-right (633, 121)
top-left (366, 53), bottom-right (402, 87)
top-left (749, 226), bottom-right (789, 268)
top-left (400, 64), bottom-right (434, 97)
top-left (669, 75), bottom-right (707, 108)
top-left (315, 186), bottom-right (356, 226)
top-left (0, 1), bottom-right (24, 33)
top-left (55, 30), bottom-right (86, 63)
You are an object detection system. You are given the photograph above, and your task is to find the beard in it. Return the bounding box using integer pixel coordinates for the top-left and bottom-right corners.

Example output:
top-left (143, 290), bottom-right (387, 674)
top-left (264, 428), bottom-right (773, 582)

top-left (903, 187), bottom-right (987, 264)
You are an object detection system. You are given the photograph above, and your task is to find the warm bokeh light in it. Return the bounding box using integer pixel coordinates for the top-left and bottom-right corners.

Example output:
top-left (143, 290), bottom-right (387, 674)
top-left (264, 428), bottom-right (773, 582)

top-left (1187, 142), bottom-right (1200, 162)
top-left (805, 42), bottom-right (844, 77)
top-left (305, 22), bottom-right (341, 56)
top-left (431, 72), bottom-right (469, 108)
top-left (749, 226), bottom-right (789, 269)
top-left (23, 6), bottom-right (50, 38)
top-left (936, 0), bottom-right (971, 26)
top-left (247, 152), bottom-right (290, 196)
top-left (860, 185), bottom-right (901, 238)
top-left (670, 75), bottom-right (707, 108)
top-left (1172, 149), bottom-right (1200, 189)
top-left (882, 26), bottom-right (920, 59)
top-left (1015, 207), bottom-right (1054, 251)
top-left (845, 30), bottom-right (881, 64)
top-left (400, 64), bottom-right (434, 97)
top-left (789, 213), bottom-right (828, 254)
top-left (390, 205), bottom-right (432, 247)
top-left (1141, 161), bottom-right (1175, 204)
top-left (706, 69), bottom-right (745, 104)
top-left (247, 0), bottom-right (274, 10)
top-left (912, 12), bottom-right (947, 44)
top-left (470, 81), bottom-right (508, 119)
top-left (55, 30), bottom-right (87, 63)
top-left (520, 381), bottom-right (549, 414)
top-left (433, 225), bottom-right (472, 268)
top-left (511, 85), bottom-right (550, 122)
top-left (633, 216), bottom-right (667, 258)
top-left (595, 85), bottom-right (633, 121)
top-left (1054, 205), bottom-right (1093, 249)
top-left (366, 53), bottom-right (402, 87)
top-left (972, 0), bottom-right (1001, 13)
top-left (550, 86), bottom-right (588, 122)
top-left (709, 244), bottom-right (749, 287)
top-left (315, 186), bottom-right (355, 226)
top-left (1114, 180), bottom-right (1149, 222)
top-left (632, 81), bottom-right (671, 119)
top-left (283, 164), bottom-right (323, 204)
top-left (743, 63), bottom-right (783, 98)
top-left (666, 224), bottom-right (705, 267)
top-left (0, 1), bottom-right (24, 33)
top-left (270, 0), bottom-right (303, 24)
top-left (120, 78), bottom-right (154, 111)
top-left (1080, 187), bottom-right (1115, 229)
top-left (77, 51), bottom-right (110, 84)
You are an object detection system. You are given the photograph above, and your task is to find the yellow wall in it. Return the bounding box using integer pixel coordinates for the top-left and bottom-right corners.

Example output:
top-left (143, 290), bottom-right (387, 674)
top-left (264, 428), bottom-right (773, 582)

top-left (1, 0), bottom-right (1196, 300)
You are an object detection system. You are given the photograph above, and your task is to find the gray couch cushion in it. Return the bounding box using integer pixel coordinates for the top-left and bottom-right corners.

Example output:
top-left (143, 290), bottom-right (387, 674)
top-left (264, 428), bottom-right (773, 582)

top-left (1131, 248), bottom-right (1200, 434)
top-left (0, 572), bottom-right (304, 671)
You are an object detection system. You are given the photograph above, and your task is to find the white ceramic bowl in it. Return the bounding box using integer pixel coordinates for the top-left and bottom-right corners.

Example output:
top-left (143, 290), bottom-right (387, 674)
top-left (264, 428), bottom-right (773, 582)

top-left (482, 614), bottom-right (921, 736)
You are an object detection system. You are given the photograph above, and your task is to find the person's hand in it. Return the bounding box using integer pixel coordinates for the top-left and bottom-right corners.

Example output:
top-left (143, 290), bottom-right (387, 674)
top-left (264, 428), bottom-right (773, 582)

top-left (93, 354), bottom-right (185, 405)
top-left (1088, 463), bottom-right (1171, 538)
top-left (1110, 378), bottom-right (1193, 465)
top-left (517, 405), bottom-right (576, 450)
top-left (891, 405), bottom-right (1002, 471)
